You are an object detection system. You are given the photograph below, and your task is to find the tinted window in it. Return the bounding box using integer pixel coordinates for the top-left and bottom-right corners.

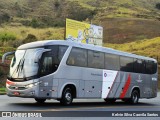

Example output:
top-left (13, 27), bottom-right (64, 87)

top-left (40, 45), bottom-right (68, 76)
top-left (58, 46), bottom-right (68, 61)
top-left (47, 45), bottom-right (68, 66)
top-left (105, 54), bottom-right (119, 70)
top-left (67, 47), bottom-right (87, 67)
top-left (134, 59), bottom-right (145, 73)
top-left (146, 60), bottom-right (157, 74)
top-left (152, 61), bottom-right (157, 74)
top-left (120, 56), bottom-right (134, 72)
top-left (40, 52), bottom-right (54, 76)
top-left (88, 50), bottom-right (104, 69)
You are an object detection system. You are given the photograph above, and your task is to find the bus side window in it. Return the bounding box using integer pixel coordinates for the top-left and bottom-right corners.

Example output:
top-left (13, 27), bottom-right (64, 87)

top-left (134, 59), bottom-right (145, 74)
top-left (47, 45), bottom-right (68, 70)
top-left (120, 56), bottom-right (134, 72)
top-left (146, 60), bottom-right (157, 74)
top-left (146, 61), bottom-right (152, 74)
top-left (105, 54), bottom-right (119, 70)
top-left (67, 47), bottom-right (87, 67)
top-left (40, 52), bottom-right (54, 76)
top-left (88, 50), bottom-right (104, 69)
top-left (152, 61), bottom-right (157, 74)
top-left (58, 46), bottom-right (68, 62)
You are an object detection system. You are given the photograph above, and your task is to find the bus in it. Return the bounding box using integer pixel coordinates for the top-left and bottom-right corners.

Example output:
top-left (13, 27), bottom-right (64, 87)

top-left (2, 40), bottom-right (158, 105)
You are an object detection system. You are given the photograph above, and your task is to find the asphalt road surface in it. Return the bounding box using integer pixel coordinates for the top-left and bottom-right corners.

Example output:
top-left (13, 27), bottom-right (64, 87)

top-left (0, 92), bottom-right (160, 119)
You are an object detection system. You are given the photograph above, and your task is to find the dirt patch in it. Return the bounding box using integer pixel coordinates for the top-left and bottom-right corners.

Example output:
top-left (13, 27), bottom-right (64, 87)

top-left (101, 18), bottom-right (160, 44)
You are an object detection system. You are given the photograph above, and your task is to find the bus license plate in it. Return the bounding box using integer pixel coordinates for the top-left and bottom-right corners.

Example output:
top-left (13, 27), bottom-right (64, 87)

top-left (14, 92), bottom-right (20, 96)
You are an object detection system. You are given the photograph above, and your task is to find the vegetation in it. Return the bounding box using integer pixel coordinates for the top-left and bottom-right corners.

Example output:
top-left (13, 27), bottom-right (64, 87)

top-left (104, 37), bottom-right (160, 64)
top-left (0, 32), bottom-right (16, 42)
top-left (0, 87), bottom-right (6, 94)
top-left (0, 26), bottom-right (64, 48)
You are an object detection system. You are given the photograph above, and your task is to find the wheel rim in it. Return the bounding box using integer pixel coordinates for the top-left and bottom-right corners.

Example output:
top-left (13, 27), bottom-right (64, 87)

top-left (65, 92), bottom-right (72, 102)
top-left (132, 93), bottom-right (138, 103)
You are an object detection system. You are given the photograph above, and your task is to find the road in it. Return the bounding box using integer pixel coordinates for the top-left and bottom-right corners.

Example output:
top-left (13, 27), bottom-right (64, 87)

top-left (0, 92), bottom-right (160, 118)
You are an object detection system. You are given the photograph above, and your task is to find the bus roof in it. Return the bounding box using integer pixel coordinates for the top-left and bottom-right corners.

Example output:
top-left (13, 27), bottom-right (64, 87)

top-left (18, 40), bottom-right (157, 62)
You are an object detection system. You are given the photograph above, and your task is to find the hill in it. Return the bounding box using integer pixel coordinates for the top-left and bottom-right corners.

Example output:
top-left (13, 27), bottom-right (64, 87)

top-left (0, 0), bottom-right (160, 26)
top-left (0, 0), bottom-right (160, 44)
top-left (102, 18), bottom-right (160, 43)
top-left (104, 37), bottom-right (160, 64)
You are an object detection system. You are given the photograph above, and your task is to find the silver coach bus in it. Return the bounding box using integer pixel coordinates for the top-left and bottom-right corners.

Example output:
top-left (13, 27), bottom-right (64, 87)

top-left (2, 40), bottom-right (158, 105)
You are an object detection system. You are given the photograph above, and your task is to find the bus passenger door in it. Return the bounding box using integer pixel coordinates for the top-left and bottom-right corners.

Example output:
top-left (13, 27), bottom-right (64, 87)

top-left (38, 52), bottom-right (55, 98)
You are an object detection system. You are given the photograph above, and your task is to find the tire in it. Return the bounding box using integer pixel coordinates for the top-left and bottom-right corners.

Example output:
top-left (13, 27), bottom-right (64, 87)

top-left (35, 98), bottom-right (46, 103)
top-left (104, 98), bottom-right (116, 103)
top-left (129, 90), bottom-right (139, 104)
top-left (60, 87), bottom-right (73, 105)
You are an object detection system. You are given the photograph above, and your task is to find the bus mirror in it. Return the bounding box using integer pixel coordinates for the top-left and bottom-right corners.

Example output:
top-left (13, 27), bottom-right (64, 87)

top-left (34, 57), bottom-right (39, 63)
top-left (34, 49), bottom-right (51, 63)
top-left (2, 51), bottom-right (15, 64)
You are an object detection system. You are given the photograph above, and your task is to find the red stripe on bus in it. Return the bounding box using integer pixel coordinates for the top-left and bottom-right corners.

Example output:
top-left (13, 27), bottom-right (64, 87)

top-left (120, 74), bottom-right (131, 98)
top-left (107, 72), bottom-right (119, 98)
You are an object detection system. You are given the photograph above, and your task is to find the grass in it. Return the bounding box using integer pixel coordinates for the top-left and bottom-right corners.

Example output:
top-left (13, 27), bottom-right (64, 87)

top-left (0, 87), bottom-right (6, 95)
top-left (0, 25), bottom-right (65, 41)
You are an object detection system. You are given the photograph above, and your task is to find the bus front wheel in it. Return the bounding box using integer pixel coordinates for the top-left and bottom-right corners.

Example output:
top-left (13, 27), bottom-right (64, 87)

top-left (60, 87), bottom-right (73, 105)
top-left (35, 98), bottom-right (46, 103)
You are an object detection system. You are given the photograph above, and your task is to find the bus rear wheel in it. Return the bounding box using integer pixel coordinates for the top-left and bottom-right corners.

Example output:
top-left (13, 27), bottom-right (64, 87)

top-left (60, 87), bottom-right (73, 105)
top-left (35, 98), bottom-right (46, 103)
top-left (129, 90), bottom-right (139, 104)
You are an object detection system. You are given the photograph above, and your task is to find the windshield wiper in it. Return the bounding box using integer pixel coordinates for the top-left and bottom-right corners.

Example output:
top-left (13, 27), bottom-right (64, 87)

top-left (20, 59), bottom-right (25, 72)
top-left (11, 58), bottom-right (24, 78)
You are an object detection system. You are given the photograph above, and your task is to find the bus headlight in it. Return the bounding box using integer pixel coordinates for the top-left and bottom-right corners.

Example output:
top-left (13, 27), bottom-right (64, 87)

top-left (26, 84), bottom-right (34, 88)
top-left (26, 81), bottom-right (41, 89)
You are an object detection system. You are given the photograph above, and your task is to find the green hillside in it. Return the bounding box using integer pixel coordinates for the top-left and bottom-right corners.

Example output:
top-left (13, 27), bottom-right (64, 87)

top-left (0, 0), bottom-right (160, 44)
top-left (0, 0), bottom-right (160, 26)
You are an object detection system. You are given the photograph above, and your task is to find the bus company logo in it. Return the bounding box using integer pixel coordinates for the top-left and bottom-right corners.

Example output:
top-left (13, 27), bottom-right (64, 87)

top-left (136, 75), bottom-right (143, 83)
top-left (138, 75), bottom-right (141, 80)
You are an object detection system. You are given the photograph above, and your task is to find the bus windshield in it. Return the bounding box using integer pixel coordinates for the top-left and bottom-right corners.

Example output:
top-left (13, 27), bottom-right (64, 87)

top-left (9, 48), bottom-right (42, 81)
top-left (9, 45), bottom-right (68, 81)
